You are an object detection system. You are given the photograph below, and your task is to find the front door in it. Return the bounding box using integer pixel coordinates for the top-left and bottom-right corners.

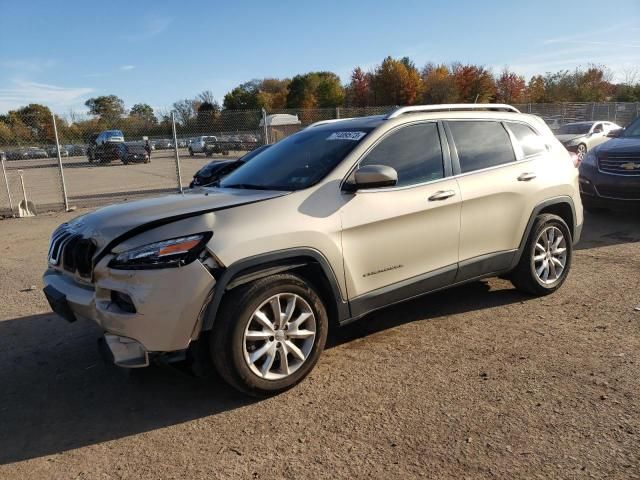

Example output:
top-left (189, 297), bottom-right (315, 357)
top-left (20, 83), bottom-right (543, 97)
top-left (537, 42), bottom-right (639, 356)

top-left (340, 122), bottom-right (461, 315)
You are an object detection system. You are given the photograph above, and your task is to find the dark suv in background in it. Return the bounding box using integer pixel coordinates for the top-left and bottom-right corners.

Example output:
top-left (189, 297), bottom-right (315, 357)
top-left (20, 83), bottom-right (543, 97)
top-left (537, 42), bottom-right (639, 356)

top-left (579, 116), bottom-right (640, 212)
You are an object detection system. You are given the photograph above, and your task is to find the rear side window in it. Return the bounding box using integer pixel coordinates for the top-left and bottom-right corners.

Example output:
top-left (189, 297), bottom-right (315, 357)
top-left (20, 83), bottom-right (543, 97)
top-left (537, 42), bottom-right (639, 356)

top-left (360, 122), bottom-right (444, 187)
top-left (448, 121), bottom-right (515, 173)
top-left (507, 122), bottom-right (547, 157)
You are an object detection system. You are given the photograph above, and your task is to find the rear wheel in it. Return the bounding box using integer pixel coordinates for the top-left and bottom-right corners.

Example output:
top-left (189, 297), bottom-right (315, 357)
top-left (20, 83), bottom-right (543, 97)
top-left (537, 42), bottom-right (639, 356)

top-left (210, 274), bottom-right (328, 397)
top-left (510, 214), bottom-right (573, 296)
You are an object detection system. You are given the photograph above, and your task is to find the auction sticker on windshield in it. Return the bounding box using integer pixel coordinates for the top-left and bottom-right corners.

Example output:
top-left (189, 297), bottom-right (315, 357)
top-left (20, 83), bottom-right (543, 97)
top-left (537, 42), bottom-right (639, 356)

top-left (327, 131), bottom-right (367, 141)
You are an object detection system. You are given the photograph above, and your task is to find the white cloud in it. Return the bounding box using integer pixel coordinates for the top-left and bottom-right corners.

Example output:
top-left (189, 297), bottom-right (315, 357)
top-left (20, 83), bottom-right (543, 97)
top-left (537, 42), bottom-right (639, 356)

top-left (123, 16), bottom-right (172, 41)
top-left (120, 65), bottom-right (135, 71)
top-left (0, 80), bottom-right (94, 113)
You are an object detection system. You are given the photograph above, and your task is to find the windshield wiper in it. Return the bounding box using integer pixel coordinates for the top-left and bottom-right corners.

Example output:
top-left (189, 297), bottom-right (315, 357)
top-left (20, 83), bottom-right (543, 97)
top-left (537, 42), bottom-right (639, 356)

top-left (222, 183), bottom-right (275, 190)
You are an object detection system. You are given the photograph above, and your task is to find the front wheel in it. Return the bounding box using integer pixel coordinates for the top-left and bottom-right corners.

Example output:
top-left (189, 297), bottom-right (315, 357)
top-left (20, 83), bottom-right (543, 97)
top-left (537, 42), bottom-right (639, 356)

top-left (510, 213), bottom-right (573, 296)
top-left (210, 274), bottom-right (328, 397)
top-left (576, 143), bottom-right (587, 160)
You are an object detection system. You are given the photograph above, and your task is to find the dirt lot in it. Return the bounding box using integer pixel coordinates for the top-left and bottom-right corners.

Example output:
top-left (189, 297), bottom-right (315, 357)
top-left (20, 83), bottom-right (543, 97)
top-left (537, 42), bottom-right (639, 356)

top-left (0, 208), bottom-right (639, 479)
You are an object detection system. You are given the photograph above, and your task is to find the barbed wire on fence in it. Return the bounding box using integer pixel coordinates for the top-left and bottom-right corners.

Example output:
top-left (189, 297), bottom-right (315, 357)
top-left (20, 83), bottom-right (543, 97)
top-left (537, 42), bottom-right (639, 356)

top-left (1, 102), bottom-right (639, 217)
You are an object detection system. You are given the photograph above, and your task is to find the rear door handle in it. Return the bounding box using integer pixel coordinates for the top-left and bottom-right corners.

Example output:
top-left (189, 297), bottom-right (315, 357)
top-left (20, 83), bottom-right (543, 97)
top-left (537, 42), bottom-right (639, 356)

top-left (428, 190), bottom-right (456, 201)
top-left (517, 172), bottom-right (537, 182)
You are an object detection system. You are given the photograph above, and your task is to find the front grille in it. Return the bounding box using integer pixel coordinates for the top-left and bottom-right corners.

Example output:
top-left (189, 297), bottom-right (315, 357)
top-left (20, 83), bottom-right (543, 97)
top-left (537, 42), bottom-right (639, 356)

top-left (598, 154), bottom-right (640, 176)
top-left (48, 225), bottom-right (96, 278)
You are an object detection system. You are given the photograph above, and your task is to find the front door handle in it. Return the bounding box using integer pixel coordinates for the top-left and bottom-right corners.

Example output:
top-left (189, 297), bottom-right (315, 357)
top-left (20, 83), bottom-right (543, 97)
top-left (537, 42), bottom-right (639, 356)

top-left (428, 190), bottom-right (456, 201)
top-left (517, 172), bottom-right (537, 182)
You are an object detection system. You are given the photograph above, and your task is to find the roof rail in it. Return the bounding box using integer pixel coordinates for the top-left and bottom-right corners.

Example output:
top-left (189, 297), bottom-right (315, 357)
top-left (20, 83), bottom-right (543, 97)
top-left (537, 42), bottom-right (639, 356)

top-left (305, 118), bottom-right (352, 129)
top-left (386, 103), bottom-right (520, 119)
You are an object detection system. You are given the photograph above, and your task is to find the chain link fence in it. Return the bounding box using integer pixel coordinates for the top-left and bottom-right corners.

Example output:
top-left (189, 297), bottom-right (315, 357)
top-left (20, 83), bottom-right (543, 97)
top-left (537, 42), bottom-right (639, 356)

top-left (1, 102), bottom-right (639, 217)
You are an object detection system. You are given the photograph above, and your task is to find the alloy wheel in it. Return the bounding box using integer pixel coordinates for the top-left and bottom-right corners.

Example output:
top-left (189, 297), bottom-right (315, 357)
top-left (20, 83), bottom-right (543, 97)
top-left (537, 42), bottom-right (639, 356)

top-left (533, 226), bottom-right (567, 284)
top-left (242, 293), bottom-right (316, 380)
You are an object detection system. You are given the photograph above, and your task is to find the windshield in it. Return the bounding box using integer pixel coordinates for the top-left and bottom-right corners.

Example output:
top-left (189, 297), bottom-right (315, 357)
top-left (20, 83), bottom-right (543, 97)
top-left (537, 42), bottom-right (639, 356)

top-left (219, 127), bottom-right (373, 191)
top-left (557, 124), bottom-right (591, 135)
top-left (623, 117), bottom-right (640, 138)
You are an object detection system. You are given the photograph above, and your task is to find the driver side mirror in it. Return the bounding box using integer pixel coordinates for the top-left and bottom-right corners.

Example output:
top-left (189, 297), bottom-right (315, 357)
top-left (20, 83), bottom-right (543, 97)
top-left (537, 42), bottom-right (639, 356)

top-left (343, 164), bottom-right (398, 192)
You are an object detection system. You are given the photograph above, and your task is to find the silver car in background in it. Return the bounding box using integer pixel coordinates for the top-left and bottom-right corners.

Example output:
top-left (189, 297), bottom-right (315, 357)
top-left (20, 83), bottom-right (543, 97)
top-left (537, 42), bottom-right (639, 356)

top-left (555, 121), bottom-right (621, 159)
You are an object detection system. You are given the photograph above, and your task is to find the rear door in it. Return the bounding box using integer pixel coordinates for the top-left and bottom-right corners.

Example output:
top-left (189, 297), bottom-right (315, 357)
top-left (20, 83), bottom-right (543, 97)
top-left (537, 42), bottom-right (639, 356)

top-left (445, 120), bottom-right (544, 280)
top-left (340, 122), bottom-right (461, 313)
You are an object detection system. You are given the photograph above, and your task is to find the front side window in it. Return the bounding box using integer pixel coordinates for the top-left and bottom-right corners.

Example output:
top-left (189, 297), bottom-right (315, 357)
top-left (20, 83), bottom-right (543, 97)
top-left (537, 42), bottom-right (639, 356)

top-left (557, 123), bottom-right (591, 135)
top-left (592, 123), bottom-right (603, 133)
top-left (507, 122), bottom-right (546, 157)
top-left (220, 127), bottom-right (372, 191)
top-left (359, 123), bottom-right (444, 187)
top-left (448, 121), bottom-right (516, 173)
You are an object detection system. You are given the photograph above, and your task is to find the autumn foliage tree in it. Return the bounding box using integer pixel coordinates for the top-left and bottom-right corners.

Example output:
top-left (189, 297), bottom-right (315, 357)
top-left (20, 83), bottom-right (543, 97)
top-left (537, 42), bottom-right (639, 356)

top-left (495, 69), bottom-right (526, 103)
top-left (452, 64), bottom-right (496, 103)
top-left (369, 56), bottom-right (423, 106)
top-left (346, 67), bottom-right (370, 107)
top-left (421, 64), bottom-right (458, 104)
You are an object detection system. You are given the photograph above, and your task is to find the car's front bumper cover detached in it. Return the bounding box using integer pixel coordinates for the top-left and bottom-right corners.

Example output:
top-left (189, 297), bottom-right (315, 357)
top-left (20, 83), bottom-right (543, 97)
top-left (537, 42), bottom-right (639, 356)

top-left (43, 256), bottom-right (216, 368)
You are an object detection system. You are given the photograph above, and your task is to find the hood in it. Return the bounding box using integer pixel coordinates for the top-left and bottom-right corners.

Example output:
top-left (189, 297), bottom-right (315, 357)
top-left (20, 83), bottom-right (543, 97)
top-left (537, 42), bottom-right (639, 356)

top-left (65, 188), bottom-right (287, 251)
top-left (555, 134), bottom-right (585, 143)
top-left (593, 136), bottom-right (640, 156)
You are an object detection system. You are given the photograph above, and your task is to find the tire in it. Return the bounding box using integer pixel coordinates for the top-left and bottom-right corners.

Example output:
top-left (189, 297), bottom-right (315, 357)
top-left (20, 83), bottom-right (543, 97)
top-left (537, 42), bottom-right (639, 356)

top-left (510, 213), bottom-right (573, 296)
top-left (210, 273), bottom-right (328, 397)
top-left (189, 148), bottom-right (194, 157)
top-left (576, 143), bottom-right (587, 160)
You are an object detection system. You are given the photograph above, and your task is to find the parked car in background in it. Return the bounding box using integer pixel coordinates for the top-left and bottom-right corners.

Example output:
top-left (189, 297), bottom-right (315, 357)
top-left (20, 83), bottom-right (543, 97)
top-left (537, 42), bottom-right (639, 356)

top-left (48, 146), bottom-right (69, 158)
top-left (204, 137), bottom-right (230, 156)
top-left (43, 104), bottom-right (582, 396)
top-left (87, 130), bottom-right (125, 163)
top-left (154, 139), bottom-right (173, 150)
top-left (579, 116), bottom-right (640, 212)
top-left (115, 143), bottom-right (151, 164)
top-left (555, 121), bottom-right (621, 159)
top-left (188, 136), bottom-right (217, 155)
top-left (178, 139), bottom-right (188, 148)
top-left (25, 147), bottom-right (48, 159)
top-left (190, 145), bottom-right (271, 187)
top-left (4, 149), bottom-right (24, 161)
top-left (64, 144), bottom-right (86, 157)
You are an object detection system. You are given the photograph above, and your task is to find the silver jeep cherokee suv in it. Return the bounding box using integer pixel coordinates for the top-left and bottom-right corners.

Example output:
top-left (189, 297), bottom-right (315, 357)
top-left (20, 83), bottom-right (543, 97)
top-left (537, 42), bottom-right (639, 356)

top-left (43, 104), bottom-right (583, 396)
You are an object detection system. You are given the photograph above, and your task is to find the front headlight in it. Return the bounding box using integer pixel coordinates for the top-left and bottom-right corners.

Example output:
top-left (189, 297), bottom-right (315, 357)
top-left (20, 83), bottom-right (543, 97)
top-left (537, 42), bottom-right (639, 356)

top-left (582, 150), bottom-right (597, 166)
top-left (109, 232), bottom-right (212, 270)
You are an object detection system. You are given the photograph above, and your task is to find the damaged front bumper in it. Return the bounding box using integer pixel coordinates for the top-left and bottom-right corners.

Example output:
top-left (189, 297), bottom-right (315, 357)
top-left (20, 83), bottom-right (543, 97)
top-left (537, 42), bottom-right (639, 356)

top-left (43, 257), bottom-right (216, 368)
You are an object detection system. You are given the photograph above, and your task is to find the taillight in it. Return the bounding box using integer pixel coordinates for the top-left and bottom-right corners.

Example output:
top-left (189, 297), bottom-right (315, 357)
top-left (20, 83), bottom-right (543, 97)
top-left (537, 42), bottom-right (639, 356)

top-left (569, 152), bottom-right (580, 168)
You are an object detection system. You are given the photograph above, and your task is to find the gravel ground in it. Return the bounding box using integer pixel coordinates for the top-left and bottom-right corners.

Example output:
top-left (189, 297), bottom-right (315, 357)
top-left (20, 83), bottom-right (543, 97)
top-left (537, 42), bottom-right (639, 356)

top-left (0, 208), bottom-right (638, 479)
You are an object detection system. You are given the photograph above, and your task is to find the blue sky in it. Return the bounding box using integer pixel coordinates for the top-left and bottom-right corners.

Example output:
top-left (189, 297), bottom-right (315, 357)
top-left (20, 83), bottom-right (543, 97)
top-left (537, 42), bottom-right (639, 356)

top-left (1, 0), bottom-right (639, 114)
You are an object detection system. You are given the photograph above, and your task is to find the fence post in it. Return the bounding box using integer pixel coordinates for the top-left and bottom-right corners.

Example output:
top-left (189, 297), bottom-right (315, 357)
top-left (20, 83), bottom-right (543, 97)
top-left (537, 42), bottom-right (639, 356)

top-left (1, 153), bottom-right (14, 216)
top-left (336, 107), bottom-right (341, 119)
top-left (51, 113), bottom-right (69, 211)
top-left (171, 112), bottom-right (183, 194)
top-left (261, 108), bottom-right (270, 145)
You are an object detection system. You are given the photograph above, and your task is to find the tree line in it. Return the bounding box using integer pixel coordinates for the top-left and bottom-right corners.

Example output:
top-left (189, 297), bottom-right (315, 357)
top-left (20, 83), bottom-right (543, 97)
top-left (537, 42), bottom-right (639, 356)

top-left (1, 56), bottom-right (639, 147)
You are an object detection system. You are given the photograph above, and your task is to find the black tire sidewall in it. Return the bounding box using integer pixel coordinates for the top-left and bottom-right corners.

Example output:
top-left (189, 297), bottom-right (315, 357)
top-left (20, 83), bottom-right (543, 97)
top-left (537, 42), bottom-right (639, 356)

top-left (527, 215), bottom-right (573, 292)
top-left (215, 275), bottom-right (328, 395)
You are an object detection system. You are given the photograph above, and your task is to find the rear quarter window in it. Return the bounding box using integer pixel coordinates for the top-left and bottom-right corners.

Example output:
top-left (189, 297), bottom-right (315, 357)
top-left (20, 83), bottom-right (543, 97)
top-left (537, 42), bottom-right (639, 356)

top-left (506, 122), bottom-right (547, 157)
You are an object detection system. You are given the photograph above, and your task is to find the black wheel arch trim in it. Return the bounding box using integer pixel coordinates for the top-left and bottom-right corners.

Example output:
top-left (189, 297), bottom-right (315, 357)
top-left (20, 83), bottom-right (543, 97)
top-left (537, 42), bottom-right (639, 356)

top-left (201, 247), bottom-right (349, 331)
top-left (509, 196), bottom-right (578, 270)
